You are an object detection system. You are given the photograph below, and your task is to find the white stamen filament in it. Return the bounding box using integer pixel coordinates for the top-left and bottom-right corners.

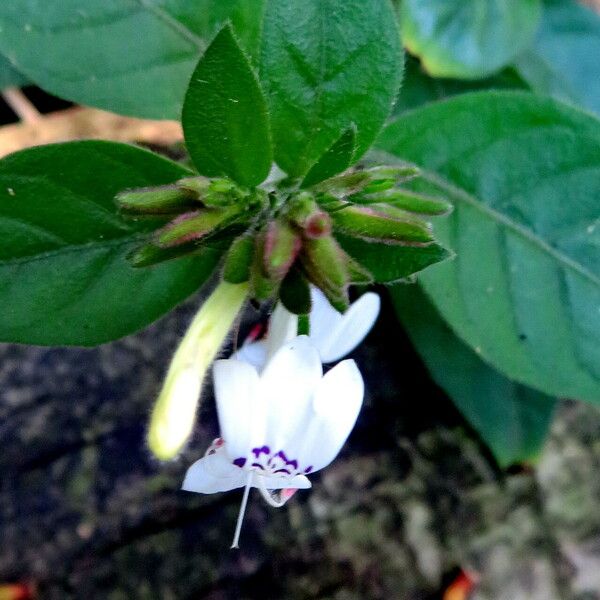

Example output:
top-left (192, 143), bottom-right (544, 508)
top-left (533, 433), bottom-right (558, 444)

top-left (256, 475), bottom-right (287, 508)
top-left (231, 471), bottom-right (254, 549)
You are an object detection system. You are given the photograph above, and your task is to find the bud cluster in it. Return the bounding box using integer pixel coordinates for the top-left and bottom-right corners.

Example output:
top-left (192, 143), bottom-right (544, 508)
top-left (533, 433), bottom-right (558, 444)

top-left (116, 163), bottom-right (451, 314)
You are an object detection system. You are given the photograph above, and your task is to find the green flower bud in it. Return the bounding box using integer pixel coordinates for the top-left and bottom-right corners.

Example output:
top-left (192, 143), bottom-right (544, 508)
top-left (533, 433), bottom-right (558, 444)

top-left (128, 242), bottom-right (200, 267)
top-left (177, 176), bottom-right (246, 208)
top-left (352, 188), bottom-right (452, 216)
top-left (116, 185), bottom-right (197, 215)
top-left (300, 234), bottom-right (349, 312)
top-left (223, 234), bottom-right (255, 284)
top-left (330, 204), bottom-right (434, 245)
top-left (250, 233), bottom-right (278, 301)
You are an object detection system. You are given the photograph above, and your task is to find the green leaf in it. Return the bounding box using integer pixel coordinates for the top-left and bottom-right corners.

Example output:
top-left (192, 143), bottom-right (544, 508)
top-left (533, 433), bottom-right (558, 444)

top-left (182, 25), bottom-right (271, 187)
top-left (259, 0), bottom-right (402, 177)
top-left (337, 233), bottom-right (451, 284)
top-left (392, 284), bottom-right (557, 467)
top-left (0, 53), bottom-right (28, 89)
top-left (280, 266), bottom-right (311, 315)
top-left (377, 91), bottom-right (600, 402)
top-left (302, 126), bottom-right (356, 188)
top-left (0, 1), bottom-right (265, 119)
top-left (515, 0), bottom-right (600, 117)
top-left (399, 0), bottom-right (542, 79)
top-left (0, 141), bottom-right (222, 346)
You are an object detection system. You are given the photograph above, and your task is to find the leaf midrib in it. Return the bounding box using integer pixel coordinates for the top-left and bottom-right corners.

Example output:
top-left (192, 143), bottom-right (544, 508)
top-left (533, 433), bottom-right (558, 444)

top-left (0, 234), bottom-right (147, 268)
top-left (135, 0), bottom-right (205, 50)
top-left (420, 169), bottom-right (600, 288)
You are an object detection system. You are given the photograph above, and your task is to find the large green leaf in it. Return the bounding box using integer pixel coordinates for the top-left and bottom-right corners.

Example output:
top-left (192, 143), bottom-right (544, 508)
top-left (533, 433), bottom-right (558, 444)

top-left (182, 26), bottom-right (271, 187)
top-left (0, 1), bottom-right (264, 119)
top-left (393, 284), bottom-right (557, 467)
top-left (399, 0), bottom-right (541, 79)
top-left (0, 141), bottom-right (221, 346)
top-left (259, 0), bottom-right (402, 177)
top-left (0, 53), bottom-right (28, 89)
top-left (515, 0), bottom-right (600, 117)
top-left (377, 91), bottom-right (600, 402)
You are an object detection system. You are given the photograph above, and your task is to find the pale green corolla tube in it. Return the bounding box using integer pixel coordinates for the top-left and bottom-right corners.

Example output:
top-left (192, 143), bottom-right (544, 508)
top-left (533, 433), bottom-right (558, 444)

top-left (148, 281), bottom-right (249, 460)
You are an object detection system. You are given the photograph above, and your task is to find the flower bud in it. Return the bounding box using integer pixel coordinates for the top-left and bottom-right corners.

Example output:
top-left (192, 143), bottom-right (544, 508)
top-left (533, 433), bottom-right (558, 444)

top-left (156, 207), bottom-right (238, 247)
top-left (250, 233), bottom-right (278, 300)
top-left (148, 281), bottom-right (249, 460)
top-left (353, 189), bottom-right (452, 216)
top-left (288, 191), bottom-right (332, 238)
top-left (128, 241), bottom-right (199, 267)
top-left (116, 185), bottom-right (197, 215)
top-left (300, 235), bottom-right (349, 312)
top-left (263, 219), bottom-right (302, 281)
top-left (330, 205), bottom-right (434, 245)
top-left (178, 176), bottom-right (246, 208)
top-left (365, 164), bottom-right (420, 182)
top-left (223, 234), bottom-right (254, 284)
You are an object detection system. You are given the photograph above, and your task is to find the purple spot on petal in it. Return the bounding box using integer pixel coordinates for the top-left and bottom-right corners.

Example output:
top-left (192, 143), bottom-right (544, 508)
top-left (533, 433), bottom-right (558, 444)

top-left (233, 458), bottom-right (246, 468)
top-left (251, 463), bottom-right (265, 470)
top-left (252, 445), bottom-right (270, 458)
top-left (304, 466), bottom-right (313, 474)
top-left (274, 468), bottom-right (291, 475)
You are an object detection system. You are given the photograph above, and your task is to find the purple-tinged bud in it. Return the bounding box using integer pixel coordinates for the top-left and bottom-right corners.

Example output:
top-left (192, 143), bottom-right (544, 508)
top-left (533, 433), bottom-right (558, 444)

top-left (288, 191), bottom-right (332, 238)
top-left (156, 207), bottom-right (236, 248)
top-left (263, 219), bottom-right (302, 281)
top-left (304, 211), bottom-right (332, 239)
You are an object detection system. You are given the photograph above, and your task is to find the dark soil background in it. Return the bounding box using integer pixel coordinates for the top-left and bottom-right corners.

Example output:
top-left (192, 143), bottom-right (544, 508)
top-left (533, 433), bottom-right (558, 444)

top-left (1, 92), bottom-right (600, 600)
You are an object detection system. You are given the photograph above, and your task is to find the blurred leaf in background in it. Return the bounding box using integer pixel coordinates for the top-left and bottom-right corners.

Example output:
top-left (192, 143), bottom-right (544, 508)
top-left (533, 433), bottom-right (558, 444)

top-left (398, 0), bottom-right (542, 79)
top-left (515, 0), bottom-right (600, 117)
top-left (0, 53), bottom-right (28, 90)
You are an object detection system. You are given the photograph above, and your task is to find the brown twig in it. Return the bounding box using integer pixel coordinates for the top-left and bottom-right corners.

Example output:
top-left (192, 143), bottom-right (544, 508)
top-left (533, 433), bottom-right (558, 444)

top-left (1, 87), bottom-right (42, 123)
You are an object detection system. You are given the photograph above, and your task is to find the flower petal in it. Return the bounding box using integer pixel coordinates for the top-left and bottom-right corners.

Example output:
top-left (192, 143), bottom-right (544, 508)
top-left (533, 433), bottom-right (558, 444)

top-left (213, 359), bottom-right (263, 462)
top-left (306, 286), bottom-right (343, 353)
top-left (313, 290), bottom-right (380, 362)
top-left (231, 339), bottom-right (268, 371)
top-left (181, 450), bottom-right (247, 494)
top-left (258, 473), bottom-right (312, 490)
top-left (264, 303), bottom-right (298, 365)
top-left (260, 336), bottom-right (322, 452)
top-left (297, 359), bottom-right (364, 472)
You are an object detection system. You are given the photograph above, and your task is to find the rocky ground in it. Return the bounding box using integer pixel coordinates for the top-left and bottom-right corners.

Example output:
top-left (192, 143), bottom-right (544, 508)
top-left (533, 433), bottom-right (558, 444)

top-left (1, 290), bottom-right (600, 599)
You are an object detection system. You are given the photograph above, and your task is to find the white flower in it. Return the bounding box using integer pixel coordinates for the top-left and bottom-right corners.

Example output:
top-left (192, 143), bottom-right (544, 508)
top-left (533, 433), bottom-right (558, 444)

top-left (182, 335), bottom-right (364, 547)
top-left (234, 286), bottom-right (380, 370)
